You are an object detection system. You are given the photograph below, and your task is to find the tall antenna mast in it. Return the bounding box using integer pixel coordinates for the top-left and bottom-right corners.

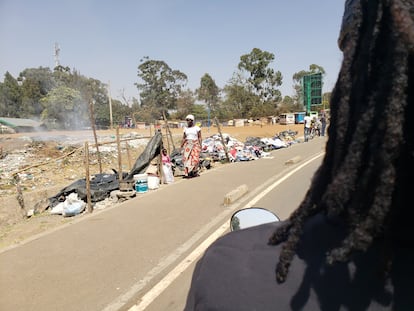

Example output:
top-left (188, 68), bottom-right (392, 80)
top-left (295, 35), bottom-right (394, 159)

top-left (54, 42), bottom-right (61, 68)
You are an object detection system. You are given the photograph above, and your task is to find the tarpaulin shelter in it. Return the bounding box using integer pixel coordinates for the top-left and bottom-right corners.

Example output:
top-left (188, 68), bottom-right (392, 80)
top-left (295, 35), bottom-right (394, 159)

top-left (125, 131), bottom-right (163, 180)
top-left (48, 131), bottom-right (163, 208)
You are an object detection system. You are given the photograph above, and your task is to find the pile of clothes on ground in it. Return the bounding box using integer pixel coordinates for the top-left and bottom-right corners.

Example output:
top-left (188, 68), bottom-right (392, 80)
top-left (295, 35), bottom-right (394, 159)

top-left (171, 129), bottom-right (299, 165)
top-left (204, 130), bottom-right (298, 162)
top-left (47, 130), bottom-right (299, 217)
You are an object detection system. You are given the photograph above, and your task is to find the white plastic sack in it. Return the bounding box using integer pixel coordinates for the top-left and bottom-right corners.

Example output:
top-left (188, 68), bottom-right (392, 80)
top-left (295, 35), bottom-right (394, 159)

top-left (162, 164), bottom-right (174, 184)
top-left (50, 193), bottom-right (86, 217)
top-left (50, 202), bottom-right (65, 215)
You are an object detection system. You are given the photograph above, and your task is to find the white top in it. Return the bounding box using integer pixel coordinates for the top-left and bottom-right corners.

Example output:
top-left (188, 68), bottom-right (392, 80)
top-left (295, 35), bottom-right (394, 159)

top-left (184, 126), bottom-right (201, 140)
top-left (304, 116), bottom-right (313, 128)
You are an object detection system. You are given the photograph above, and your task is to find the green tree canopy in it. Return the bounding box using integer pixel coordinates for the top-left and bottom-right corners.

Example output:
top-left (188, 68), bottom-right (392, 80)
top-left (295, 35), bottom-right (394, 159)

top-left (135, 57), bottom-right (187, 121)
top-left (173, 89), bottom-right (196, 120)
top-left (0, 72), bottom-right (21, 117)
top-left (238, 48), bottom-right (282, 103)
top-left (40, 86), bottom-right (85, 129)
top-left (16, 67), bottom-right (56, 117)
top-left (222, 73), bottom-right (258, 119)
top-left (197, 73), bottom-right (220, 127)
top-left (292, 64), bottom-right (326, 83)
top-left (197, 74), bottom-right (220, 111)
top-left (0, 66), bottom-right (135, 129)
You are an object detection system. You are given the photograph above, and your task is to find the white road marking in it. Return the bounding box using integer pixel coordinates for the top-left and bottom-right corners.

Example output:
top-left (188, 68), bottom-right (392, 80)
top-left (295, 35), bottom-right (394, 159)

top-left (242, 153), bottom-right (323, 208)
top-left (127, 221), bottom-right (229, 311)
top-left (109, 152), bottom-right (325, 311)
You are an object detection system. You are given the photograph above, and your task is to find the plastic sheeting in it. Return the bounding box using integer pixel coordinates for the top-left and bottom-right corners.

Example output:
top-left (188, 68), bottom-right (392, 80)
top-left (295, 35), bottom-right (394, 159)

top-left (48, 131), bottom-right (163, 209)
top-left (125, 131), bottom-right (163, 180)
top-left (48, 172), bottom-right (124, 208)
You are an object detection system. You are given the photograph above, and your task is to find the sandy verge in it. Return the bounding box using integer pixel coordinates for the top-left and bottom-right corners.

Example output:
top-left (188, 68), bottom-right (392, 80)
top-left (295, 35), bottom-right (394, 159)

top-left (0, 123), bottom-right (304, 251)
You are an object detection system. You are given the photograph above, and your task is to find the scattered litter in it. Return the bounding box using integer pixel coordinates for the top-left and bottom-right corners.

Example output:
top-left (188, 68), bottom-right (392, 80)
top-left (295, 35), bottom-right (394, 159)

top-left (50, 192), bottom-right (86, 217)
top-left (3, 128), bottom-right (301, 220)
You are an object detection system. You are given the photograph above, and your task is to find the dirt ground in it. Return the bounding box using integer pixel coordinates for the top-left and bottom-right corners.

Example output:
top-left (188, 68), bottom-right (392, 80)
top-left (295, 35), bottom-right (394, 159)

top-left (0, 123), bottom-right (304, 251)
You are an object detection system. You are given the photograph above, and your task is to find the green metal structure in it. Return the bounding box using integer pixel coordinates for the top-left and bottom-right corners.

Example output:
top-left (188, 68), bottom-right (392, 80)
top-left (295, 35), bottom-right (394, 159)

top-left (302, 73), bottom-right (322, 113)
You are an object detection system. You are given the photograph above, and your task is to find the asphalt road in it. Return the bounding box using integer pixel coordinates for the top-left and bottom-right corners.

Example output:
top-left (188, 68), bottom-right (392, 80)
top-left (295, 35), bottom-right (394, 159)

top-left (0, 137), bottom-right (326, 311)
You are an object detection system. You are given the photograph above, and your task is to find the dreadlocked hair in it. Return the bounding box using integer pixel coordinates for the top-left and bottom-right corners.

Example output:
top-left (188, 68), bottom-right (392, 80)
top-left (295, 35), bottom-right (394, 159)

top-left (269, 0), bottom-right (414, 283)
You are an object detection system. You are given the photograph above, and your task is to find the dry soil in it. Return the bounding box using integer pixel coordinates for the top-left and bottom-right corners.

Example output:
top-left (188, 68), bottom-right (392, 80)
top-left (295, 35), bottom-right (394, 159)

top-left (0, 123), bottom-right (304, 251)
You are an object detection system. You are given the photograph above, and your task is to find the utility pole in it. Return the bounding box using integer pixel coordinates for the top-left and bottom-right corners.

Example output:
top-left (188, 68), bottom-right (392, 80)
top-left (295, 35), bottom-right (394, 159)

top-left (54, 42), bottom-right (60, 68)
top-left (107, 81), bottom-right (113, 129)
top-left (207, 103), bottom-right (211, 133)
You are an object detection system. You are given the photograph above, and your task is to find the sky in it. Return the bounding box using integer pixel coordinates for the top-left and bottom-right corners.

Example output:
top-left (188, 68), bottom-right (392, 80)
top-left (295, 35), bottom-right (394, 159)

top-left (0, 0), bottom-right (345, 103)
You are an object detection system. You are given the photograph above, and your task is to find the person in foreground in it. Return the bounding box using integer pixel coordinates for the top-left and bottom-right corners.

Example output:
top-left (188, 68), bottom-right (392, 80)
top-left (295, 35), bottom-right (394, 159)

top-left (181, 114), bottom-right (202, 178)
top-left (184, 0), bottom-right (414, 310)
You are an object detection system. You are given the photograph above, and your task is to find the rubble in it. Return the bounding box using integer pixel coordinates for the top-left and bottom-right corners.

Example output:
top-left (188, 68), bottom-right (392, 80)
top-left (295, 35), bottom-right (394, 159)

top-left (0, 128), bottom-right (300, 222)
top-left (0, 124), bottom-right (305, 250)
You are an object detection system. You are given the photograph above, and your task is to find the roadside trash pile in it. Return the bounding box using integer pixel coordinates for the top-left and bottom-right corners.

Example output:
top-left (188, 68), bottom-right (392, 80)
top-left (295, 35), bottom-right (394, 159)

top-left (199, 130), bottom-right (299, 162)
top-left (1, 129), bottom-right (300, 220)
top-left (46, 132), bottom-right (164, 217)
top-left (46, 130), bottom-right (299, 217)
top-left (50, 192), bottom-right (86, 217)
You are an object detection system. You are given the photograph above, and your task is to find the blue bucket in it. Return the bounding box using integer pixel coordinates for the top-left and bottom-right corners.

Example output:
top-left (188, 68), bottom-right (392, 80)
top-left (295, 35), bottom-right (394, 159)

top-left (134, 174), bottom-right (148, 193)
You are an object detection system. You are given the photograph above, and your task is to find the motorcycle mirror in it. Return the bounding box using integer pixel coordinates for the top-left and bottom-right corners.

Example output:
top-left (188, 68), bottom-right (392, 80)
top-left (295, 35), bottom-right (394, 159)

top-left (230, 207), bottom-right (280, 231)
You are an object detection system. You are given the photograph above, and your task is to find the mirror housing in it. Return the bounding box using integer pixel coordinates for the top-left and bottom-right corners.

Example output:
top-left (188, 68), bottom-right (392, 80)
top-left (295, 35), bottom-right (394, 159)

top-left (230, 207), bottom-right (280, 231)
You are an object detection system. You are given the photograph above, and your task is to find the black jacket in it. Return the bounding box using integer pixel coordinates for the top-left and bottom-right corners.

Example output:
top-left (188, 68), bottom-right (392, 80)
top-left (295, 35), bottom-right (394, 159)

top-left (184, 213), bottom-right (413, 311)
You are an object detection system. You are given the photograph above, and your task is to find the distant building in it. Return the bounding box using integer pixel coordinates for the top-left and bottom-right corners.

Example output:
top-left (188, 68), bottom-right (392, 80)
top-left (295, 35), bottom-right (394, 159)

top-left (0, 117), bottom-right (46, 133)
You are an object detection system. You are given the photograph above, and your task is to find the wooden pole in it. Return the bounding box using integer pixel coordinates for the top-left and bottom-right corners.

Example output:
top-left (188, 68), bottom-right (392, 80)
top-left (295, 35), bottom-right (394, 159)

top-left (107, 81), bottom-right (113, 130)
top-left (13, 174), bottom-right (26, 218)
top-left (163, 122), bottom-right (170, 154)
top-left (89, 99), bottom-right (102, 174)
top-left (84, 142), bottom-right (92, 213)
top-left (162, 111), bottom-right (175, 151)
top-left (116, 126), bottom-right (123, 181)
top-left (126, 142), bottom-right (132, 170)
top-left (214, 117), bottom-right (230, 163)
top-left (159, 150), bottom-right (165, 184)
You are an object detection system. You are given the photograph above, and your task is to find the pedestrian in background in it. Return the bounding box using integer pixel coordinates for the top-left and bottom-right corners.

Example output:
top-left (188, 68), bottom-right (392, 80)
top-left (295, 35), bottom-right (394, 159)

top-left (314, 117), bottom-right (322, 136)
top-left (303, 112), bottom-right (312, 142)
top-left (181, 114), bottom-right (202, 178)
top-left (320, 112), bottom-right (327, 136)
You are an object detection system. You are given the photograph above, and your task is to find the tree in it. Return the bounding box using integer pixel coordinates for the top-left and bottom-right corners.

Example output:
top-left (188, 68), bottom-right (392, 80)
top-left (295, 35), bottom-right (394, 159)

top-left (222, 73), bottom-right (258, 119)
top-left (197, 74), bottom-right (220, 127)
top-left (81, 78), bottom-right (114, 128)
top-left (174, 89), bottom-right (196, 120)
top-left (19, 67), bottom-right (55, 93)
top-left (105, 98), bottom-right (133, 127)
top-left (277, 95), bottom-right (304, 113)
top-left (14, 67), bottom-right (57, 118)
top-left (322, 92), bottom-right (331, 111)
top-left (20, 78), bottom-right (42, 117)
top-left (191, 104), bottom-right (208, 123)
top-left (238, 48), bottom-right (282, 104)
top-left (40, 86), bottom-right (85, 129)
top-left (0, 65), bottom-right (129, 129)
top-left (135, 57), bottom-right (187, 121)
top-left (0, 72), bottom-right (22, 117)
